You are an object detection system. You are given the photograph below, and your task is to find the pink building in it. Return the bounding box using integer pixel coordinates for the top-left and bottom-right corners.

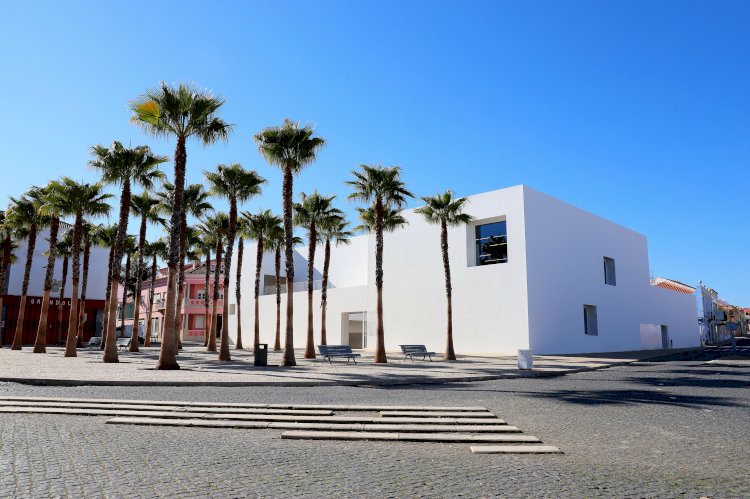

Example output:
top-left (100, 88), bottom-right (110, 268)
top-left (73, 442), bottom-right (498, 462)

top-left (120, 260), bottom-right (224, 344)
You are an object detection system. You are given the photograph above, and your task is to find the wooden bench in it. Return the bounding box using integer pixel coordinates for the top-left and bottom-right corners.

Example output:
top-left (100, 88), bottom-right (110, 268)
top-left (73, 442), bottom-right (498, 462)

top-left (317, 345), bottom-right (361, 364)
top-left (115, 338), bottom-right (131, 351)
top-left (87, 337), bottom-right (101, 349)
top-left (400, 344), bottom-right (436, 361)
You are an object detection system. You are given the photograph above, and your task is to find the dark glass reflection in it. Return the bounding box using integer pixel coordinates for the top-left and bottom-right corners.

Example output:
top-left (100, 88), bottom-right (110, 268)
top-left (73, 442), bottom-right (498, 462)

top-left (475, 221), bottom-right (508, 265)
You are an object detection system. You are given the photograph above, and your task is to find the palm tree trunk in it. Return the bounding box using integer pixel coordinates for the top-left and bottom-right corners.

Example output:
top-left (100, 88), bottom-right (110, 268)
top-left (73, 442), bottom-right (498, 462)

top-left (130, 216), bottom-right (148, 352)
top-left (76, 241), bottom-right (91, 348)
top-left (100, 244), bottom-right (114, 351)
top-left (203, 250), bottom-right (211, 347)
top-left (374, 196), bottom-right (386, 363)
top-left (320, 238), bottom-right (331, 346)
top-left (119, 251), bottom-right (130, 337)
top-left (219, 200), bottom-right (236, 362)
top-left (274, 246), bottom-right (281, 351)
top-left (64, 215), bottom-right (83, 357)
top-left (34, 217), bottom-right (59, 353)
top-left (157, 135), bottom-right (186, 370)
top-left (208, 239), bottom-right (222, 352)
top-left (304, 222), bottom-right (317, 359)
top-left (174, 211), bottom-right (188, 351)
top-left (57, 254), bottom-right (68, 346)
top-left (440, 221), bottom-right (456, 361)
top-left (0, 232), bottom-right (11, 347)
top-left (236, 237), bottom-right (244, 349)
top-left (104, 177), bottom-right (133, 364)
top-left (253, 235), bottom-right (264, 349)
top-left (144, 255), bottom-right (157, 347)
top-left (12, 223), bottom-right (37, 350)
top-left (281, 164), bottom-right (296, 366)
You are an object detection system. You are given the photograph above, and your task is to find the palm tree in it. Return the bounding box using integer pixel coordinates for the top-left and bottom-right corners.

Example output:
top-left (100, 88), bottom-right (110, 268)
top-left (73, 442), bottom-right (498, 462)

top-left (93, 224), bottom-right (119, 351)
top-left (233, 216), bottom-right (249, 350)
top-left (198, 213), bottom-right (228, 352)
top-left (319, 216), bottom-right (353, 346)
top-left (243, 210), bottom-right (282, 349)
top-left (205, 163), bottom-right (266, 361)
top-left (44, 178), bottom-right (112, 356)
top-left (266, 226), bottom-right (302, 352)
top-left (119, 236), bottom-right (137, 339)
top-left (30, 183), bottom-right (67, 353)
top-left (143, 238), bottom-right (168, 346)
top-left (293, 192), bottom-right (342, 358)
top-left (53, 234), bottom-right (72, 346)
top-left (128, 192), bottom-right (163, 352)
top-left (254, 119), bottom-right (325, 366)
top-left (0, 210), bottom-right (18, 347)
top-left (7, 187), bottom-right (48, 350)
top-left (193, 229), bottom-right (214, 348)
top-left (414, 191), bottom-right (473, 361)
top-left (75, 221), bottom-right (94, 348)
top-left (131, 82), bottom-right (232, 370)
top-left (91, 141), bottom-right (166, 363)
top-left (347, 165), bottom-right (413, 363)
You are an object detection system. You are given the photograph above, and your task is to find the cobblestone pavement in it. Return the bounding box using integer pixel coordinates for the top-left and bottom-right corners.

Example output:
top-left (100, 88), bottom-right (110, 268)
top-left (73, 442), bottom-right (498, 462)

top-left (0, 346), bottom-right (673, 386)
top-left (0, 345), bottom-right (748, 497)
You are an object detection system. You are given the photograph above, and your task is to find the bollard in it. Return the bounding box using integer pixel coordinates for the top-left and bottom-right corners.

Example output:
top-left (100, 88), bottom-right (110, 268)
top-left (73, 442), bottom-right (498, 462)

top-left (518, 349), bottom-right (533, 370)
top-left (254, 343), bottom-right (268, 367)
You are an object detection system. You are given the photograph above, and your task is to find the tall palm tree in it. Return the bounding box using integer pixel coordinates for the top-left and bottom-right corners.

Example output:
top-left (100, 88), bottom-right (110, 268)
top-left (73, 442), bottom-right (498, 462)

top-left (0, 210), bottom-right (18, 347)
top-left (198, 213), bottom-right (228, 352)
top-left (31, 183), bottom-right (67, 353)
top-left (53, 234), bottom-right (72, 346)
top-left (319, 216), bottom-right (353, 346)
top-left (75, 221), bottom-right (94, 348)
top-left (415, 191), bottom-right (473, 361)
top-left (91, 141), bottom-right (166, 363)
top-left (233, 216), bottom-right (249, 350)
top-left (44, 178), bottom-right (112, 357)
top-left (243, 210), bottom-right (282, 349)
top-left (293, 192), bottom-right (342, 358)
top-left (93, 224), bottom-right (119, 351)
top-left (119, 236), bottom-right (137, 339)
top-left (143, 238), bottom-right (168, 346)
top-left (7, 187), bottom-right (48, 350)
top-left (347, 165), bottom-right (413, 363)
top-left (254, 119), bottom-right (325, 366)
top-left (193, 228), bottom-right (214, 348)
top-left (205, 163), bottom-right (266, 361)
top-left (128, 192), bottom-right (163, 352)
top-left (131, 82), bottom-right (232, 370)
top-left (266, 226), bottom-right (302, 352)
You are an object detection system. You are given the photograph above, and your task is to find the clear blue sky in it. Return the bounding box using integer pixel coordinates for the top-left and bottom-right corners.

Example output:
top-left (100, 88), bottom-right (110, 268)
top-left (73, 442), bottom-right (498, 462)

top-left (1, 1), bottom-right (747, 305)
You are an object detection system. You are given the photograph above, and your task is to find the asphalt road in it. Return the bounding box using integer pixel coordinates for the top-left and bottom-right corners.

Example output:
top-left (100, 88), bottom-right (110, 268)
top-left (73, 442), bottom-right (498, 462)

top-left (0, 344), bottom-right (748, 498)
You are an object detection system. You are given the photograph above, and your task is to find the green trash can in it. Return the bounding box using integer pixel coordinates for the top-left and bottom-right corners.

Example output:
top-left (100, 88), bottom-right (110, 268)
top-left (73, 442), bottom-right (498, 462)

top-left (254, 343), bottom-right (268, 367)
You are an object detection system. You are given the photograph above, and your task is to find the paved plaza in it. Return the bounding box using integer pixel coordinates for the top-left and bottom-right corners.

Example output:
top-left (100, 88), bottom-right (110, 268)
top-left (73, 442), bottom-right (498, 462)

top-left (0, 345), bottom-right (686, 387)
top-left (0, 343), bottom-right (748, 497)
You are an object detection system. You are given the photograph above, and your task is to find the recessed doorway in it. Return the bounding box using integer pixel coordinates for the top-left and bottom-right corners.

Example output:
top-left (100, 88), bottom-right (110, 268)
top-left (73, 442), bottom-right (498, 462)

top-left (343, 312), bottom-right (367, 349)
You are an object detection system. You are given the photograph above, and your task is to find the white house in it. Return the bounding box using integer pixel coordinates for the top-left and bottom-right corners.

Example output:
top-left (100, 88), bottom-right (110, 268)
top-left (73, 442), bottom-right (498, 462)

top-left (227, 185), bottom-right (699, 355)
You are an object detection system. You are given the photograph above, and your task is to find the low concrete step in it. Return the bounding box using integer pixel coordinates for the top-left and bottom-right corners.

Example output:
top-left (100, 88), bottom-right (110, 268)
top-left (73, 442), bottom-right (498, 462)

top-left (379, 411), bottom-right (495, 418)
top-left (0, 401), bottom-right (332, 416)
top-left (107, 417), bottom-right (270, 428)
top-left (470, 445), bottom-right (563, 454)
top-left (376, 417), bottom-right (504, 425)
top-left (280, 430), bottom-right (540, 443)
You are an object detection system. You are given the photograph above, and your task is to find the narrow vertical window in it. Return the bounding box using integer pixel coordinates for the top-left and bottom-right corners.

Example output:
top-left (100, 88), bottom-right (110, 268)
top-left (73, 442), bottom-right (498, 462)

top-left (584, 305), bottom-right (598, 335)
top-left (475, 221), bottom-right (508, 266)
top-left (603, 257), bottom-right (616, 286)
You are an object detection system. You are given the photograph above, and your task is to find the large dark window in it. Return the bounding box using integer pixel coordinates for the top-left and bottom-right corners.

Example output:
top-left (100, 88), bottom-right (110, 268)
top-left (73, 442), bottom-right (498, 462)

top-left (475, 221), bottom-right (508, 266)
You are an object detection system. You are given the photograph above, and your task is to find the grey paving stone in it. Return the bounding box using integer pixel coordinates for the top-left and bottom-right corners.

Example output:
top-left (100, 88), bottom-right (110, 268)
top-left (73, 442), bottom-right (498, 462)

top-left (470, 445), bottom-right (563, 454)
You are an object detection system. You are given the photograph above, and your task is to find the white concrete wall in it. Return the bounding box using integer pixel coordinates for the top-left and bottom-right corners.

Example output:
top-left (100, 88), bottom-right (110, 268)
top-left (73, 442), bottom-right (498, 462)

top-left (522, 187), bottom-right (699, 354)
top-left (5, 226), bottom-right (110, 300)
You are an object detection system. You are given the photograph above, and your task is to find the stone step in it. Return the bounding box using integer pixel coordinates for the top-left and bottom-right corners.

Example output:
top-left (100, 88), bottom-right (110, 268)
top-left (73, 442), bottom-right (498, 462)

top-left (107, 417), bottom-right (271, 429)
top-left (470, 445), bottom-right (563, 454)
top-left (0, 396), bottom-right (486, 412)
top-left (0, 401), bottom-right (332, 416)
top-left (280, 430), bottom-right (541, 443)
top-left (379, 411), bottom-right (495, 418)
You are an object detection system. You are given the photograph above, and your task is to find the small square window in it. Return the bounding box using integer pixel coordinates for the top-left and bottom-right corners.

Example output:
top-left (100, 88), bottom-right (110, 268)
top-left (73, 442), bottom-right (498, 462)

top-left (603, 257), bottom-right (616, 286)
top-left (584, 305), bottom-right (598, 336)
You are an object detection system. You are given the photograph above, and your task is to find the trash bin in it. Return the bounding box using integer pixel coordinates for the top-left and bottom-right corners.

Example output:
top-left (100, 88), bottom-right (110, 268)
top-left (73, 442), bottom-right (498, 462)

top-left (254, 343), bottom-right (268, 367)
top-left (517, 349), bottom-right (533, 370)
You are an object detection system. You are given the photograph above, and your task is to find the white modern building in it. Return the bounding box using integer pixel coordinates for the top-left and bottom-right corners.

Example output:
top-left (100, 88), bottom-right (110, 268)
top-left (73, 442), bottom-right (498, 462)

top-left (227, 185), bottom-right (699, 355)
